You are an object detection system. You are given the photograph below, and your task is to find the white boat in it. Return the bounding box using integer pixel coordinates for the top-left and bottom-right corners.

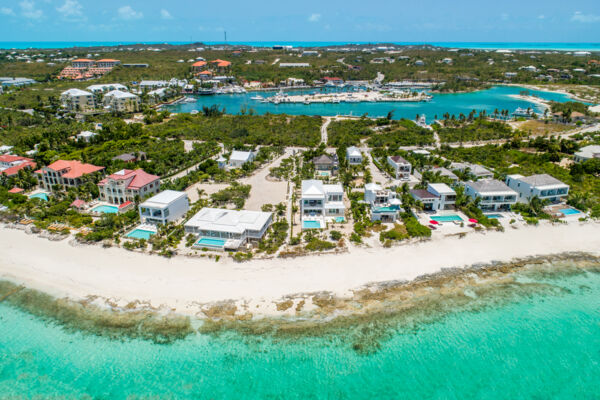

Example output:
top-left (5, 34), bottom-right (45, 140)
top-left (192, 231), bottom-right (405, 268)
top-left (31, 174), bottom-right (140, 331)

top-left (251, 95), bottom-right (264, 101)
top-left (190, 110), bottom-right (199, 115)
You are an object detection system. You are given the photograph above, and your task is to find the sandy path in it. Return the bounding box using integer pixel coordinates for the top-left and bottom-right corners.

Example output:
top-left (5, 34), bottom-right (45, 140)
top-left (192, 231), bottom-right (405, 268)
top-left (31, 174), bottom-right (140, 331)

top-left (1, 222), bottom-right (598, 317)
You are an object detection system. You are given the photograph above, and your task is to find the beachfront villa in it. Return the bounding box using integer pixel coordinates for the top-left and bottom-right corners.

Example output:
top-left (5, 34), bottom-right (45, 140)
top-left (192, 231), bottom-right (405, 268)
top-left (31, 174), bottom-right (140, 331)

top-left (301, 180), bottom-right (345, 226)
top-left (410, 183), bottom-right (456, 211)
top-left (346, 146), bottom-right (363, 165)
top-left (387, 156), bottom-right (412, 180)
top-left (228, 150), bottom-right (255, 168)
top-left (463, 179), bottom-right (517, 211)
top-left (60, 88), bottom-right (95, 112)
top-left (35, 160), bottom-right (105, 191)
top-left (139, 190), bottom-right (189, 225)
top-left (450, 162), bottom-right (494, 179)
top-left (184, 208), bottom-right (272, 250)
top-left (98, 169), bottom-right (160, 204)
top-left (364, 183), bottom-right (402, 222)
top-left (0, 155), bottom-right (36, 177)
top-left (312, 154), bottom-right (339, 176)
top-left (505, 174), bottom-right (569, 204)
top-left (103, 90), bottom-right (140, 113)
top-left (574, 145), bottom-right (600, 162)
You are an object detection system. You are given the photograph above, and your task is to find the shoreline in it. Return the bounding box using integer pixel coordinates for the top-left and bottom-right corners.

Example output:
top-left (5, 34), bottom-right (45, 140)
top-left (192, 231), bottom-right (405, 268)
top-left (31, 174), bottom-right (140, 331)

top-left (1, 222), bottom-right (599, 321)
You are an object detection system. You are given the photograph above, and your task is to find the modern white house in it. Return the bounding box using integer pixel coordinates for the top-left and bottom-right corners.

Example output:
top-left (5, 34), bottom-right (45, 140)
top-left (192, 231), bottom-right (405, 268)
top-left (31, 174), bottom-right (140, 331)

top-left (300, 180), bottom-right (345, 227)
top-left (86, 83), bottom-right (128, 93)
top-left (364, 183), bottom-right (402, 222)
top-left (574, 145), bottom-right (600, 162)
top-left (387, 156), bottom-right (412, 180)
top-left (139, 80), bottom-right (168, 91)
top-left (60, 88), bottom-right (95, 112)
top-left (103, 90), bottom-right (140, 112)
top-left (427, 167), bottom-right (459, 183)
top-left (184, 208), bottom-right (272, 250)
top-left (139, 190), bottom-right (190, 225)
top-left (410, 183), bottom-right (456, 211)
top-left (76, 130), bottom-right (98, 143)
top-left (505, 174), bottom-right (569, 204)
top-left (463, 179), bottom-right (518, 211)
top-left (450, 162), bottom-right (494, 179)
top-left (98, 169), bottom-right (160, 204)
top-left (346, 146), bottom-right (363, 165)
top-left (228, 150), bottom-right (255, 168)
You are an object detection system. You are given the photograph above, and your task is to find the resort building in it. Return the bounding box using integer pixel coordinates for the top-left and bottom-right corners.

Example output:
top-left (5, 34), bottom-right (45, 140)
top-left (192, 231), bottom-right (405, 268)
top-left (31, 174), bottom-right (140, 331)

top-left (35, 160), bottom-right (105, 191)
top-left (139, 81), bottom-right (168, 91)
top-left (60, 88), bottom-right (95, 112)
top-left (410, 183), bottom-right (456, 211)
top-left (98, 169), bottom-right (160, 204)
top-left (312, 154), bottom-right (339, 176)
top-left (184, 208), bottom-right (273, 250)
top-left (574, 145), bottom-right (600, 162)
top-left (139, 190), bottom-right (189, 225)
top-left (364, 183), bottom-right (402, 222)
top-left (450, 162), bottom-right (494, 179)
top-left (387, 156), bottom-right (412, 180)
top-left (86, 83), bottom-right (128, 94)
top-left (96, 59), bottom-right (121, 68)
top-left (71, 58), bottom-right (95, 68)
top-left (505, 174), bottom-right (569, 204)
top-left (300, 180), bottom-right (345, 225)
top-left (346, 146), bottom-right (363, 165)
top-left (228, 151), bottom-right (255, 168)
top-left (76, 130), bottom-right (98, 143)
top-left (102, 90), bottom-right (140, 113)
top-left (0, 155), bottom-right (36, 177)
top-left (463, 179), bottom-right (518, 211)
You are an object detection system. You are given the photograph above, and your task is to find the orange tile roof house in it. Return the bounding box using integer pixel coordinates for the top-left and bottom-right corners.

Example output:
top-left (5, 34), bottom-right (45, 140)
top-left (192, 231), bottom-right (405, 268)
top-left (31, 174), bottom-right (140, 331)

top-left (192, 60), bottom-right (207, 72)
top-left (98, 169), bottom-right (160, 204)
top-left (35, 160), bottom-right (105, 191)
top-left (0, 155), bottom-right (36, 177)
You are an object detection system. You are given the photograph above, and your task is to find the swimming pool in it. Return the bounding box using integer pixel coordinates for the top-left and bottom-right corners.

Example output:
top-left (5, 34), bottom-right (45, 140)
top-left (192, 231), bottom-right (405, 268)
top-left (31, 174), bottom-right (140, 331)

top-left (561, 208), bottom-right (581, 216)
top-left (485, 214), bottom-right (503, 219)
top-left (431, 215), bottom-right (463, 222)
top-left (126, 229), bottom-right (155, 240)
top-left (28, 193), bottom-right (48, 201)
top-left (91, 205), bottom-right (119, 214)
top-left (334, 217), bottom-right (345, 223)
top-left (303, 220), bottom-right (322, 229)
top-left (195, 237), bottom-right (226, 248)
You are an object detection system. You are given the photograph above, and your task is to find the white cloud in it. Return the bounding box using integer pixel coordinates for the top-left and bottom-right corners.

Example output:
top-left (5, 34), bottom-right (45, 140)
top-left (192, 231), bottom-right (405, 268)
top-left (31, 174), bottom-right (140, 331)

top-left (160, 9), bottom-right (173, 20)
top-left (308, 13), bottom-right (321, 22)
top-left (117, 5), bottom-right (143, 20)
top-left (570, 11), bottom-right (600, 23)
top-left (57, 0), bottom-right (85, 21)
top-left (1, 7), bottom-right (15, 16)
top-left (19, 0), bottom-right (43, 19)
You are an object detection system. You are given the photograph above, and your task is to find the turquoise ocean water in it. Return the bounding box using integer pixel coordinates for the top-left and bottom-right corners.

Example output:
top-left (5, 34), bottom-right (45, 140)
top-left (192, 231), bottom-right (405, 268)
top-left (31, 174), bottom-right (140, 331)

top-left (1, 41), bottom-right (599, 51)
top-left (166, 85), bottom-right (577, 122)
top-left (1, 261), bottom-right (599, 399)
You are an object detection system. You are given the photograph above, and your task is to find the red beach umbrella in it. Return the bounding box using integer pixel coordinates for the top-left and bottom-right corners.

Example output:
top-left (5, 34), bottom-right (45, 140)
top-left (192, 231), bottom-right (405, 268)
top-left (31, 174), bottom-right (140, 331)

top-left (468, 218), bottom-right (478, 223)
top-left (429, 220), bottom-right (439, 225)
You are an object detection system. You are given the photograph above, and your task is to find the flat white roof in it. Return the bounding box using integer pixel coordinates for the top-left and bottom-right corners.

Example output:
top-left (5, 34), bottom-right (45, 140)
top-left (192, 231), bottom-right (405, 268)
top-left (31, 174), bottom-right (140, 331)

top-left (105, 89), bottom-right (138, 99)
top-left (185, 208), bottom-right (272, 234)
top-left (140, 190), bottom-right (187, 208)
top-left (428, 183), bottom-right (455, 195)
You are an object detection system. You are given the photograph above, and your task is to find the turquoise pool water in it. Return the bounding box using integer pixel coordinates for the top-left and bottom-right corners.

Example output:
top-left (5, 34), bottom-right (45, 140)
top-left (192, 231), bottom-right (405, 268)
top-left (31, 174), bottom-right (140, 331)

top-left (91, 205), bottom-right (119, 214)
top-left (334, 217), bottom-right (345, 223)
top-left (1, 259), bottom-right (599, 398)
top-left (28, 193), bottom-right (48, 201)
top-left (561, 208), bottom-right (581, 216)
top-left (374, 205), bottom-right (401, 212)
top-left (302, 220), bottom-right (322, 229)
top-left (485, 214), bottom-right (503, 219)
top-left (431, 215), bottom-right (463, 222)
top-left (195, 237), bottom-right (226, 247)
top-left (126, 229), bottom-right (155, 240)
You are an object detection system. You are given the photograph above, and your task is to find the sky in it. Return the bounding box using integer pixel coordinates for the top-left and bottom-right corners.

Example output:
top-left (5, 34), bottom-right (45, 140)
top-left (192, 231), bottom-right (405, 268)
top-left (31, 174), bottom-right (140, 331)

top-left (0, 0), bottom-right (599, 43)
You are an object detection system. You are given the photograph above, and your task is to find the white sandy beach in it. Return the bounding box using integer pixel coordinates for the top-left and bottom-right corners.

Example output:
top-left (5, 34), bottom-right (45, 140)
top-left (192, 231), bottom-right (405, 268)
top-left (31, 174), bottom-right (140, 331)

top-left (1, 222), bottom-right (599, 317)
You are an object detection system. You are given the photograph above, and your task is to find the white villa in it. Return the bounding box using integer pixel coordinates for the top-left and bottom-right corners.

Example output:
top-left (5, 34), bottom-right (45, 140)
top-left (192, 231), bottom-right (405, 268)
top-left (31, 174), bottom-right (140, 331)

top-left (301, 180), bottom-right (345, 226)
top-left (139, 190), bottom-right (190, 225)
top-left (60, 88), bottom-right (95, 112)
top-left (450, 162), bottom-right (494, 179)
top-left (86, 83), bottom-right (128, 94)
top-left (464, 179), bottom-right (518, 211)
top-left (574, 145), bottom-right (600, 162)
top-left (387, 156), bottom-right (412, 180)
top-left (228, 150), bottom-right (255, 168)
top-left (410, 183), bottom-right (456, 211)
top-left (505, 174), bottom-right (569, 204)
top-left (184, 208), bottom-right (272, 250)
top-left (76, 130), bottom-right (98, 143)
top-left (364, 183), bottom-right (402, 222)
top-left (103, 90), bottom-right (140, 112)
top-left (346, 146), bottom-right (363, 165)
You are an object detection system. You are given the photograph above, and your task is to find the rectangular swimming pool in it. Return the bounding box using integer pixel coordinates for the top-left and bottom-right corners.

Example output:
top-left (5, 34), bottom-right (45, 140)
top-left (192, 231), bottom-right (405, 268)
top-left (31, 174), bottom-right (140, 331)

top-left (431, 215), bottom-right (463, 222)
top-left (196, 237), bottom-right (226, 248)
top-left (334, 217), bottom-right (345, 223)
top-left (485, 214), bottom-right (503, 219)
top-left (28, 193), bottom-right (48, 201)
top-left (303, 220), bottom-right (322, 229)
top-left (91, 205), bottom-right (119, 214)
top-left (561, 208), bottom-right (581, 216)
top-left (126, 229), bottom-right (155, 240)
